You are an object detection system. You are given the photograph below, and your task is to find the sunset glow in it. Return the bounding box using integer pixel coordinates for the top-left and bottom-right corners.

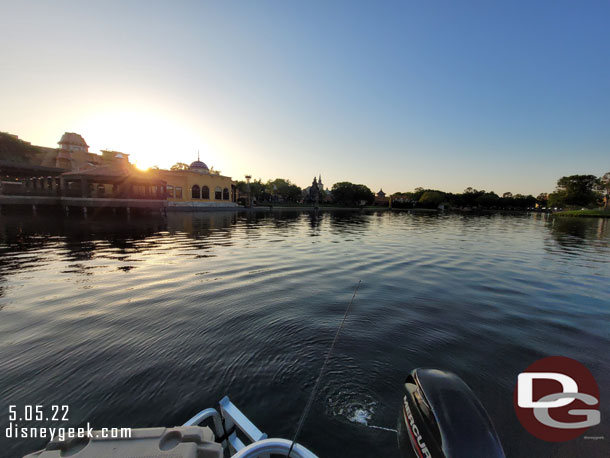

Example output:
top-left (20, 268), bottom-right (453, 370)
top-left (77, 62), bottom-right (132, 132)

top-left (75, 109), bottom-right (206, 170)
top-left (1, 1), bottom-right (608, 193)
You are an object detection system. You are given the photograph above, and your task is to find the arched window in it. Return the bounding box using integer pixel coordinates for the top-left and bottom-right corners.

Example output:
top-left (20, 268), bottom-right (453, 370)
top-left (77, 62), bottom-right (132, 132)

top-left (214, 186), bottom-right (222, 200)
top-left (201, 185), bottom-right (210, 199)
top-left (192, 184), bottom-right (200, 199)
top-left (223, 188), bottom-right (229, 200)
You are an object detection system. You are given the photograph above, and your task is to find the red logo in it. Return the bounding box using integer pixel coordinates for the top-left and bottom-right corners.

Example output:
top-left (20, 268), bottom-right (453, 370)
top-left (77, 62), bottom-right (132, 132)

top-left (513, 356), bottom-right (600, 442)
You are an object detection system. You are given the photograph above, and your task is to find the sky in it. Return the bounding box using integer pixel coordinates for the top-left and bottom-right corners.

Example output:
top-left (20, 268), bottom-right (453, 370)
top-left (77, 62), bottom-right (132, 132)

top-left (1, 1), bottom-right (609, 195)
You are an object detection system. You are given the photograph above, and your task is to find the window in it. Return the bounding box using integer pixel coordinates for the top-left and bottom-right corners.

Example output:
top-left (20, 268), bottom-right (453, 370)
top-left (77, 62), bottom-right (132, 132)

top-left (202, 185), bottom-right (210, 199)
top-left (215, 186), bottom-right (222, 200)
top-left (192, 184), bottom-right (200, 199)
top-left (167, 185), bottom-right (174, 198)
top-left (223, 188), bottom-right (229, 200)
top-left (175, 187), bottom-right (183, 199)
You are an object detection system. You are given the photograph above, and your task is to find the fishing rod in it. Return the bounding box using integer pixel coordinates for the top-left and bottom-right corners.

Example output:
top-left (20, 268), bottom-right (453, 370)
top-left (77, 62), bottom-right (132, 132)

top-left (287, 280), bottom-right (362, 457)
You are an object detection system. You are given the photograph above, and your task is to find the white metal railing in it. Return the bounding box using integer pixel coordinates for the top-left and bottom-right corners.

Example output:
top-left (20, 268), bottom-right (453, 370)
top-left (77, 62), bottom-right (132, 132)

top-left (231, 438), bottom-right (319, 458)
top-left (183, 397), bottom-right (319, 458)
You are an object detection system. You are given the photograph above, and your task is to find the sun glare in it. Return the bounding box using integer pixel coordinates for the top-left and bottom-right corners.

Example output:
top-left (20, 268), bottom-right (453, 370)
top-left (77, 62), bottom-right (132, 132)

top-left (77, 109), bottom-right (209, 170)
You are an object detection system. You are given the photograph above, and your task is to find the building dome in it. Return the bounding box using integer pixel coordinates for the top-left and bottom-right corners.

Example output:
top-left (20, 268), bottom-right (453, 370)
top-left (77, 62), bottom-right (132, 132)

top-left (189, 152), bottom-right (209, 173)
top-left (189, 160), bottom-right (209, 171)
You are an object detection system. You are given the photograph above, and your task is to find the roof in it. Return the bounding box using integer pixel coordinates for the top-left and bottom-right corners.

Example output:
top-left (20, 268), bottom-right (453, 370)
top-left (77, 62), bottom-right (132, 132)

top-left (0, 160), bottom-right (67, 175)
top-left (62, 165), bottom-right (129, 178)
top-left (189, 160), bottom-right (209, 170)
top-left (101, 149), bottom-right (130, 158)
top-left (61, 165), bottom-right (165, 184)
top-left (58, 132), bottom-right (89, 148)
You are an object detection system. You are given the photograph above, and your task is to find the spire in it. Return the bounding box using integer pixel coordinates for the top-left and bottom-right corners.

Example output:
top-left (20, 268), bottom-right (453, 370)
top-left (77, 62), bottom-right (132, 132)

top-left (197, 150), bottom-right (200, 161)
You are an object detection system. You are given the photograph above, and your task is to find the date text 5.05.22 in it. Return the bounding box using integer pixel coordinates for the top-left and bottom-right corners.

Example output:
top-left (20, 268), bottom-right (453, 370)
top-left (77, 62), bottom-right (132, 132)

top-left (9, 405), bottom-right (69, 422)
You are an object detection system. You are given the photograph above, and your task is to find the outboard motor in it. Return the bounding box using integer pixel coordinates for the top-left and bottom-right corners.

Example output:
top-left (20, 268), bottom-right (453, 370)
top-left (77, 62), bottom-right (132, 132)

top-left (398, 368), bottom-right (505, 458)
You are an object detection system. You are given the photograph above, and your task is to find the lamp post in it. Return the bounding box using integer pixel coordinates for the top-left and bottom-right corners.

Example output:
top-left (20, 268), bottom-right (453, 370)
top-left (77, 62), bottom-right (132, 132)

top-left (245, 175), bottom-right (252, 208)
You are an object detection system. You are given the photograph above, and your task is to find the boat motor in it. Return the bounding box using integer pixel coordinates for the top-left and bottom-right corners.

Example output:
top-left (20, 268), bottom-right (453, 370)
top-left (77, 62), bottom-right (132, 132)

top-left (397, 368), bottom-right (505, 458)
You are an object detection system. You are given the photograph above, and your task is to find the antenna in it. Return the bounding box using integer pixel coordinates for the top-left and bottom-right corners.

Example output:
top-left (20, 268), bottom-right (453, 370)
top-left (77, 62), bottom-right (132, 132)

top-left (287, 280), bottom-right (362, 456)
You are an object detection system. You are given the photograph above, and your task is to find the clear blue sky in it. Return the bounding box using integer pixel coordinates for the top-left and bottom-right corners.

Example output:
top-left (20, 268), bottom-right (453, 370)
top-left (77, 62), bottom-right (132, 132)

top-left (1, 0), bottom-right (608, 195)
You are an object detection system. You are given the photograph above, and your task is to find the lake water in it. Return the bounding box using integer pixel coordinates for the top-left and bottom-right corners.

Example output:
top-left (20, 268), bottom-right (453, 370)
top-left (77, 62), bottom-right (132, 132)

top-left (0, 210), bottom-right (608, 457)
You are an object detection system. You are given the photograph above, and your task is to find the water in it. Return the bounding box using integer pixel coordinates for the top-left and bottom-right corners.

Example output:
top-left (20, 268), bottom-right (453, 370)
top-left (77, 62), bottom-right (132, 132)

top-left (0, 211), bottom-right (608, 457)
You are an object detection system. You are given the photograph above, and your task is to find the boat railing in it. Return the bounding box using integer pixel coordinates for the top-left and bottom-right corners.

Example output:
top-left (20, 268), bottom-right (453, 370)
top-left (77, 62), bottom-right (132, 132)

top-left (231, 438), bottom-right (318, 458)
top-left (183, 396), bottom-right (318, 458)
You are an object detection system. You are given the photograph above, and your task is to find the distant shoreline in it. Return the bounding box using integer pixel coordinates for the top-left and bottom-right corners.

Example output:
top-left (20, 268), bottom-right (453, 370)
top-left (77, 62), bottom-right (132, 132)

top-left (553, 209), bottom-right (610, 218)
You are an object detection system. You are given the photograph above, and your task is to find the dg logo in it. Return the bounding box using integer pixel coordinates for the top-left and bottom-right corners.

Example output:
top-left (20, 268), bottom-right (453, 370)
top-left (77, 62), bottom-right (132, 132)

top-left (514, 356), bottom-right (601, 441)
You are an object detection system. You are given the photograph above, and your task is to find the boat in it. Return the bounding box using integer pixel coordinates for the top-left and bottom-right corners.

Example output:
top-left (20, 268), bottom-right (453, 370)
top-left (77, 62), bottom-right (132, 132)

top-left (398, 368), bottom-right (505, 458)
top-left (23, 368), bottom-right (505, 458)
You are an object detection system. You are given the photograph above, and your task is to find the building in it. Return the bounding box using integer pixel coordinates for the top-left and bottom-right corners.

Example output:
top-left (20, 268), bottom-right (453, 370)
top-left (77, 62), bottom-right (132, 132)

top-left (1, 131), bottom-right (241, 212)
top-left (374, 189), bottom-right (389, 206)
top-left (305, 176), bottom-right (320, 204)
top-left (60, 154), bottom-right (166, 200)
top-left (156, 154), bottom-right (238, 209)
top-left (39, 132), bottom-right (104, 171)
top-left (0, 132), bottom-right (167, 214)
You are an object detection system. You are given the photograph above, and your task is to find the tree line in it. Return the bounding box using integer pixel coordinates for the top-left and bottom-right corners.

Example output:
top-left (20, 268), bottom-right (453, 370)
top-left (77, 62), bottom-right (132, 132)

top-left (392, 173), bottom-right (610, 210)
top-left (233, 179), bottom-right (375, 206)
top-left (391, 188), bottom-right (540, 210)
top-left (175, 160), bottom-right (609, 209)
top-left (235, 178), bottom-right (303, 204)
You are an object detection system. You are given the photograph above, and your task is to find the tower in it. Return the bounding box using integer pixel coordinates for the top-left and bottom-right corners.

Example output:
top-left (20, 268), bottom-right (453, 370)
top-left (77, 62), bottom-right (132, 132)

top-left (56, 132), bottom-right (89, 170)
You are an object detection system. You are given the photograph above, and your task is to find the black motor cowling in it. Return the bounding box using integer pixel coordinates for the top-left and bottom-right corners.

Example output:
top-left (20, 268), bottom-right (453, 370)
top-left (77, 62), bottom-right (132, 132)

top-left (397, 368), bottom-right (505, 458)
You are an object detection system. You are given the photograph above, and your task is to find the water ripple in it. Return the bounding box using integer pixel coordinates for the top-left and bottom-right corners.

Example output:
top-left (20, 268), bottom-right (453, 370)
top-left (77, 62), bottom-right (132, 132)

top-left (0, 211), bottom-right (608, 458)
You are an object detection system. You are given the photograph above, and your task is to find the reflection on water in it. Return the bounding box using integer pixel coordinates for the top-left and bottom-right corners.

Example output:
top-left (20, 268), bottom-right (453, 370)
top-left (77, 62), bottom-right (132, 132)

top-left (0, 211), bottom-right (608, 458)
top-left (547, 215), bottom-right (609, 251)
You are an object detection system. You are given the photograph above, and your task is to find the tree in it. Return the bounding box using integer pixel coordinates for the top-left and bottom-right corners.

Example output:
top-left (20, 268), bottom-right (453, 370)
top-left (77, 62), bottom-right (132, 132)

top-left (170, 162), bottom-right (190, 171)
top-left (249, 179), bottom-right (265, 201)
top-left (235, 179), bottom-right (265, 203)
top-left (536, 193), bottom-right (548, 207)
top-left (476, 192), bottom-right (500, 208)
top-left (235, 181), bottom-right (248, 194)
top-left (457, 188), bottom-right (485, 207)
top-left (411, 188), bottom-right (427, 202)
top-left (502, 192), bottom-right (513, 198)
top-left (549, 175), bottom-right (600, 207)
top-left (418, 191), bottom-right (445, 208)
top-left (547, 190), bottom-right (567, 208)
top-left (331, 182), bottom-right (374, 206)
top-left (265, 178), bottom-right (302, 202)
